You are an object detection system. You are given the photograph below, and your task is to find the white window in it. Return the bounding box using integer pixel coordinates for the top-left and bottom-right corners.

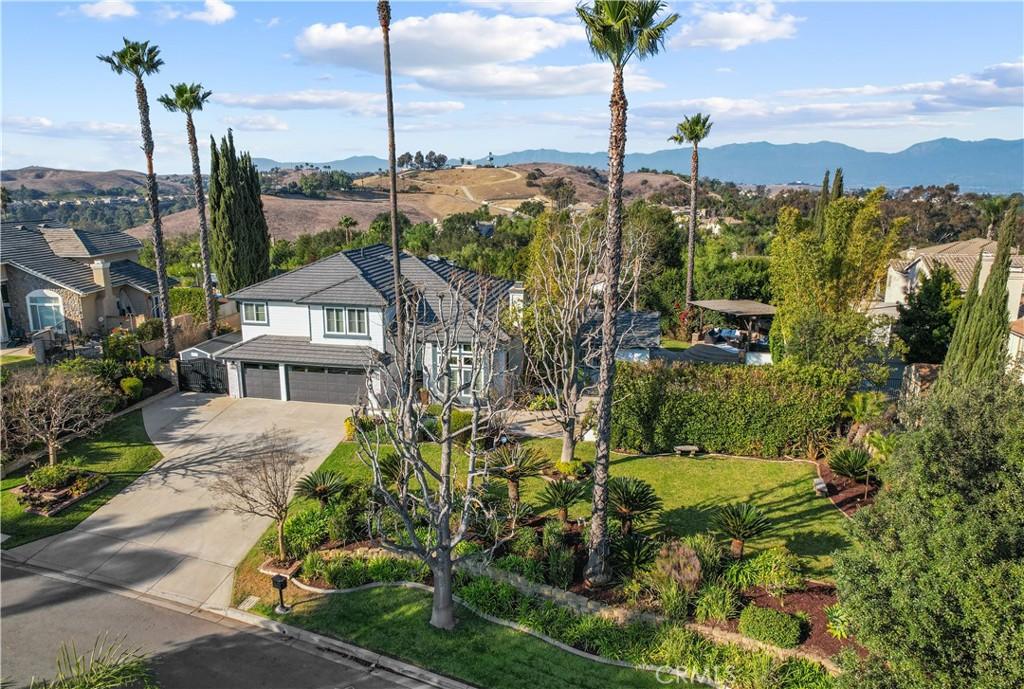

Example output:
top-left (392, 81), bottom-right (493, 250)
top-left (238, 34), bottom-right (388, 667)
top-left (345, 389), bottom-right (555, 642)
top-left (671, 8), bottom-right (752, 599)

top-left (26, 290), bottom-right (65, 332)
top-left (324, 306), bottom-right (368, 336)
top-left (242, 302), bottom-right (268, 324)
top-left (447, 343), bottom-right (479, 393)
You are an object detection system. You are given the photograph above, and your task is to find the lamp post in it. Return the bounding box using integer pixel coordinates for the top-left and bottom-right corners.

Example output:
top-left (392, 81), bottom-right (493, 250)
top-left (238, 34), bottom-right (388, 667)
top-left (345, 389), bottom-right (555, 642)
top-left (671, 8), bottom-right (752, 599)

top-left (271, 574), bottom-right (290, 614)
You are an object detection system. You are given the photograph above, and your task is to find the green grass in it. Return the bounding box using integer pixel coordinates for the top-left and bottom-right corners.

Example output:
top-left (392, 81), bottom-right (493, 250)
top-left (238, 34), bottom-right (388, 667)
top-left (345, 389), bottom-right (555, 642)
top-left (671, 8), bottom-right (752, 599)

top-left (258, 586), bottom-right (694, 689)
top-left (660, 338), bottom-right (692, 352)
top-left (0, 354), bottom-right (37, 372)
top-left (320, 439), bottom-right (848, 579)
top-left (0, 411), bottom-right (163, 549)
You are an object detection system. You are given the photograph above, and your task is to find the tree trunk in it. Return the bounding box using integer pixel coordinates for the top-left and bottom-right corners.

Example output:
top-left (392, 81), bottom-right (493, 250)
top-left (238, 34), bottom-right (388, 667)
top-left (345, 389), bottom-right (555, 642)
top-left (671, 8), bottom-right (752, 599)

top-left (621, 515), bottom-right (632, 536)
top-left (135, 76), bottom-right (175, 357)
top-left (585, 66), bottom-right (627, 588)
top-left (557, 506), bottom-right (569, 525)
top-left (430, 555), bottom-right (457, 630)
top-left (684, 143), bottom-right (698, 306)
top-left (185, 112), bottom-right (217, 339)
top-left (507, 478), bottom-right (520, 509)
top-left (731, 538), bottom-right (744, 560)
top-left (560, 417), bottom-right (576, 464)
top-left (276, 518), bottom-right (287, 562)
top-left (48, 441), bottom-right (58, 466)
top-left (379, 3), bottom-right (404, 352)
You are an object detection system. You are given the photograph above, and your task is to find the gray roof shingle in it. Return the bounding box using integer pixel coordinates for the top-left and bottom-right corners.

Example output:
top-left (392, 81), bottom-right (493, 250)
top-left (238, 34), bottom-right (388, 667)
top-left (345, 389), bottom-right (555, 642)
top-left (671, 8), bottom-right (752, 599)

top-left (585, 310), bottom-right (662, 350)
top-left (217, 335), bottom-right (377, 368)
top-left (109, 259), bottom-right (176, 294)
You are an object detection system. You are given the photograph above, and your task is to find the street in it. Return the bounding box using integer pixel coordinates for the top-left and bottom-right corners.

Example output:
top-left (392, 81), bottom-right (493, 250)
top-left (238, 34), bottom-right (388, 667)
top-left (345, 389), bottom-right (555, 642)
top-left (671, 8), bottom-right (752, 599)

top-left (0, 562), bottom-right (416, 689)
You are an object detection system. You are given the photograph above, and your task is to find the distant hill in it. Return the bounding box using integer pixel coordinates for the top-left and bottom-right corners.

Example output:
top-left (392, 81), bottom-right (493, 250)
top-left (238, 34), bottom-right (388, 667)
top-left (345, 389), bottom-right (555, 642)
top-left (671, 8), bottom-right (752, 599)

top-left (252, 156), bottom-right (389, 174)
top-left (478, 139), bottom-right (1023, 193)
top-left (0, 166), bottom-right (191, 195)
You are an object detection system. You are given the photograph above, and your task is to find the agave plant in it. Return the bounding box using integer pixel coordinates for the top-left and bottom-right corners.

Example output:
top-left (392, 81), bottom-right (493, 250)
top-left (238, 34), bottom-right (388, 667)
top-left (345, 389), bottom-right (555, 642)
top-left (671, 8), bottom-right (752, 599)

top-left (710, 503), bottom-right (772, 559)
top-left (538, 478), bottom-right (589, 525)
top-left (492, 443), bottom-right (552, 509)
top-left (610, 532), bottom-right (659, 580)
top-left (825, 603), bottom-right (852, 640)
top-left (828, 445), bottom-right (871, 483)
top-left (608, 476), bottom-right (663, 535)
top-left (295, 469), bottom-right (347, 506)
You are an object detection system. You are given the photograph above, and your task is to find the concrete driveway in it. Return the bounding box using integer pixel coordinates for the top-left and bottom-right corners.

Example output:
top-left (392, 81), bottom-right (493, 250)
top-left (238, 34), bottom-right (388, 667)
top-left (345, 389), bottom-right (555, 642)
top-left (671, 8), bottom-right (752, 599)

top-left (8, 393), bottom-right (351, 610)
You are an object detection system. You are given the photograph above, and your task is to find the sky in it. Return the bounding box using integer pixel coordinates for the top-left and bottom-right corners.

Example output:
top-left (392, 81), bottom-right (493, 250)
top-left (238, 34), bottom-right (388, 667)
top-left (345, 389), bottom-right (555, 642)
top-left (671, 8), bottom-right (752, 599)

top-left (1, 1), bottom-right (1022, 173)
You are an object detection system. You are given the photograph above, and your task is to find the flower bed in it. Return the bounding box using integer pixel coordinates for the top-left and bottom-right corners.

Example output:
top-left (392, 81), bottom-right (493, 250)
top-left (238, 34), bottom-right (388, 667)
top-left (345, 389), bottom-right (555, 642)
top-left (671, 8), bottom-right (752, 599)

top-left (9, 469), bottom-right (109, 517)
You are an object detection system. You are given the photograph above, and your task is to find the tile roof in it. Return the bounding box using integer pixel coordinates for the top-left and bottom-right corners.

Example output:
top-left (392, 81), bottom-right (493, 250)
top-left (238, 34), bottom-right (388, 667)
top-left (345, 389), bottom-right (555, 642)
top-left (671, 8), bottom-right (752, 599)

top-left (1011, 318), bottom-right (1024, 338)
top-left (181, 331), bottom-right (243, 356)
top-left (1, 220), bottom-right (162, 295)
top-left (895, 237), bottom-right (1024, 292)
top-left (109, 260), bottom-right (176, 294)
top-left (584, 310), bottom-right (663, 350)
top-left (217, 335), bottom-right (376, 368)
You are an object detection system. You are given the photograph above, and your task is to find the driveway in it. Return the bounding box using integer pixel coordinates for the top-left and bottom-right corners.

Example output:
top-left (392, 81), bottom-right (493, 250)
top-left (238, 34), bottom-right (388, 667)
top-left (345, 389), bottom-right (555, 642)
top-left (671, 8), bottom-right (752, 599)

top-left (7, 393), bottom-right (351, 610)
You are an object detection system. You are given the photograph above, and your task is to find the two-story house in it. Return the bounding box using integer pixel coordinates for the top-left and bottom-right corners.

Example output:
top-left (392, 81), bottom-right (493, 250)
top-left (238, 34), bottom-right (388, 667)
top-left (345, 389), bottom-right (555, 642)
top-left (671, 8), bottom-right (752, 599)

top-left (1, 219), bottom-right (172, 343)
top-left (214, 244), bottom-right (523, 406)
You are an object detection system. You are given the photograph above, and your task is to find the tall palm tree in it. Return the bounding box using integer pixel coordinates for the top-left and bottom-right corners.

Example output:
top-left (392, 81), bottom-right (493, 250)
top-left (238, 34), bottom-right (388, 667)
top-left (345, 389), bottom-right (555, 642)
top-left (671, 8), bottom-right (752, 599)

top-left (336, 215), bottom-right (358, 244)
top-left (158, 83), bottom-right (217, 338)
top-left (577, 0), bottom-right (678, 587)
top-left (668, 113), bottom-right (713, 305)
top-left (378, 2), bottom-right (404, 347)
top-left (978, 196), bottom-right (1009, 240)
top-left (98, 39), bottom-right (175, 356)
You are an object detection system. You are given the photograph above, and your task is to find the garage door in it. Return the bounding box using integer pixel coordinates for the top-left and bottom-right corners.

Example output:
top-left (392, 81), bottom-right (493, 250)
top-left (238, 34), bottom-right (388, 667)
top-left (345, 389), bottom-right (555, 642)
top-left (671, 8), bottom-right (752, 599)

top-left (287, 365), bottom-right (365, 404)
top-left (242, 363), bottom-right (281, 400)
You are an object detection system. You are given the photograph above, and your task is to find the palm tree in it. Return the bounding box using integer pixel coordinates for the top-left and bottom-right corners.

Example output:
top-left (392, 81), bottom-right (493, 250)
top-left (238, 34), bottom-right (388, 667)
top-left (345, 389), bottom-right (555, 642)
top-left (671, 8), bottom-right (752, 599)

top-left (607, 476), bottom-right (663, 535)
top-left (492, 444), bottom-right (552, 510)
top-left (577, 0), bottom-right (678, 587)
top-left (844, 391), bottom-right (886, 443)
top-left (710, 503), bottom-right (772, 559)
top-left (978, 196), bottom-right (1009, 240)
top-left (336, 215), bottom-right (358, 244)
top-left (158, 83), bottom-right (217, 338)
top-left (99, 39), bottom-right (175, 355)
top-left (668, 113), bottom-right (713, 305)
top-left (295, 469), bottom-right (347, 507)
top-left (378, 2), bottom-right (404, 348)
top-left (539, 478), bottom-right (589, 525)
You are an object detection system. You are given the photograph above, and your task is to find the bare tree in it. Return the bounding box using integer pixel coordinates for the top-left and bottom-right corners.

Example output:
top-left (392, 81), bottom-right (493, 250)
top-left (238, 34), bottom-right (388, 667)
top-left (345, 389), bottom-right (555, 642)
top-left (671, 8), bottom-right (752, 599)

top-left (356, 279), bottom-right (516, 630)
top-left (621, 207), bottom-right (656, 312)
top-left (4, 369), bottom-right (111, 466)
top-left (525, 213), bottom-right (603, 464)
top-left (213, 431), bottom-right (303, 563)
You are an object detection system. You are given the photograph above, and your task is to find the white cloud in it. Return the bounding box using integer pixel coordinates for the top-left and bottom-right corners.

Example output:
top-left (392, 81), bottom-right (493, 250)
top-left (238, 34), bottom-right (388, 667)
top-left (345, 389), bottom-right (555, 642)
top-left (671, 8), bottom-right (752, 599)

top-left (674, 2), bottom-right (802, 51)
top-left (214, 89), bottom-right (464, 118)
top-left (313, 73), bottom-right (334, 81)
top-left (3, 115), bottom-right (137, 140)
top-left (185, 0), bottom-right (235, 25)
top-left (79, 1), bottom-right (136, 20)
top-left (221, 115), bottom-right (289, 131)
top-left (408, 63), bottom-right (663, 98)
top-left (464, 1), bottom-right (579, 17)
top-left (296, 11), bottom-right (581, 70)
top-left (266, 17), bottom-right (280, 28)
top-left (715, 67), bottom-right (734, 74)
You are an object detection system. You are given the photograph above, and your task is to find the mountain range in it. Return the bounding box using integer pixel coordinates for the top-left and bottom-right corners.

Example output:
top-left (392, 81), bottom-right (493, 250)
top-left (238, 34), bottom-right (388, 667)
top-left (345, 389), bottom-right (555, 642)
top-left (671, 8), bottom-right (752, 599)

top-left (253, 138), bottom-right (1023, 193)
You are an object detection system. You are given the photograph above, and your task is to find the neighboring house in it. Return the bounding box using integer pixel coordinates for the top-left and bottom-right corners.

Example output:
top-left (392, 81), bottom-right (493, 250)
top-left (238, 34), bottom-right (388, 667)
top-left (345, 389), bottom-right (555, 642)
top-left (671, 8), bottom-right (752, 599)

top-left (178, 331), bottom-right (242, 360)
top-left (584, 310), bottom-right (662, 364)
top-left (214, 244), bottom-right (524, 406)
top-left (1010, 318), bottom-right (1024, 377)
top-left (0, 220), bottom-right (172, 343)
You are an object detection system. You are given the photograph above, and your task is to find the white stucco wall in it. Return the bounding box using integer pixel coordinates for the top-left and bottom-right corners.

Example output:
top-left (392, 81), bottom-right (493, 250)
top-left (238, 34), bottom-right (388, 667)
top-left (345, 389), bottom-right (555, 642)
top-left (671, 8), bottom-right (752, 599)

top-left (226, 361), bottom-right (241, 398)
top-left (308, 304), bottom-right (385, 352)
top-left (240, 301), bottom-right (310, 340)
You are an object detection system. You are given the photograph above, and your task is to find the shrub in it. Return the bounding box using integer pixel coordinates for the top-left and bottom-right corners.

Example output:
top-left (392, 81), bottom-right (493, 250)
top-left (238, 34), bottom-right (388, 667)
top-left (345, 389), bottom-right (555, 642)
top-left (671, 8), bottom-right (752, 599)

top-left (295, 469), bottom-right (347, 506)
top-left (126, 356), bottom-right (160, 380)
top-left (527, 394), bottom-right (556, 411)
top-left (70, 473), bottom-right (105, 497)
top-left (825, 603), bottom-right (851, 640)
top-left (54, 357), bottom-right (124, 387)
top-left (325, 555), bottom-right (371, 589)
top-left (458, 576), bottom-right (522, 619)
top-left (103, 331), bottom-right (140, 362)
top-left (610, 533), bottom-right (659, 580)
top-left (324, 484), bottom-right (370, 544)
top-left (544, 544), bottom-right (574, 589)
top-left (366, 554), bottom-right (428, 583)
top-left (750, 547), bottom-right (804, 599)
top-left (711, 503), bottom-right (772, 559)
top-left (608, 476), bottom-right (663, 535)
top-left (301, 551), bottom-right (328, 581)
top-left (342, 417), bottom-right (356, 441)
top-left (119, 377), bottom-right (143, 400)
top-left (611, 361), bottom-right (846, 457)
top-left (694, 582), bottom-right (739, 623)
top-left (722, 558), bottom-right (760, 590)
top-left (738, 604), bottom-right (803, 648)
top-left (134, 319), bottom-right (164, 342)
top-left (681, 533), bottom-right (725, 579)
top-left (169, 286), bottom-right (216, 322)
top-left (425, 404), bottom-right (473, 436)
top-left (494, 554), bottom-right (545, 583)
top-left (283, 509), bottom-right (331, 558)
top-left (828, 445), bottom-right (871, 481)
top-left (507, 527), bottom-right (538, 558)
top-left (26, 463), bottom-right (80, 490)
top-left (652, 541), bottom-right (702, 595)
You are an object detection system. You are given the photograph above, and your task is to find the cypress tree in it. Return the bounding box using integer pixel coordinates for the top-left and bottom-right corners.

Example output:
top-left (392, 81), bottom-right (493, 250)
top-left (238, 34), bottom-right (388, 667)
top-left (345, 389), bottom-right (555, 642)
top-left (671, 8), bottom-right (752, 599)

top-left (208, 130), bottom-right (270, 294)
top-left (812, 169), bottom-right (830, 234)
top-left (830, 167), bottom-right (844, 200)
top-left (939, 207), bottom-right (1015, 386)
top-left (940, 256), bottom-right (981, 379)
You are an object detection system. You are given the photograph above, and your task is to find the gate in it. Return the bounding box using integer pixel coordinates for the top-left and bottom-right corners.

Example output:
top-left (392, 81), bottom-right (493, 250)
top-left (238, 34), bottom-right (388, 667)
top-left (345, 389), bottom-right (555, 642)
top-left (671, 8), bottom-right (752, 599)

top-left (179, 357), bottom-right (229, 394)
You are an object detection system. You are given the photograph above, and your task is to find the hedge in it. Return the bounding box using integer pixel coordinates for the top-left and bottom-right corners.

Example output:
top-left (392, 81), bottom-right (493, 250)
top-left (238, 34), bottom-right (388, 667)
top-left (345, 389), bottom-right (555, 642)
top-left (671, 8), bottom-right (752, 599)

top-left (738, 604), bottom-right (803, 649)
top-left (169, 287), bottom-right (215, 323)
top-left (611, 361), bottom-right (847, 457)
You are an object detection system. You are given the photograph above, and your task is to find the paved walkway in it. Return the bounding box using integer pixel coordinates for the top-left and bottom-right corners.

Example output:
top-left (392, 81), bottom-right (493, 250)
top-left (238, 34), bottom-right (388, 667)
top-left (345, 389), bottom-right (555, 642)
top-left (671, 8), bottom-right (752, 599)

top-left (6, 393), bottom-right (351, 609)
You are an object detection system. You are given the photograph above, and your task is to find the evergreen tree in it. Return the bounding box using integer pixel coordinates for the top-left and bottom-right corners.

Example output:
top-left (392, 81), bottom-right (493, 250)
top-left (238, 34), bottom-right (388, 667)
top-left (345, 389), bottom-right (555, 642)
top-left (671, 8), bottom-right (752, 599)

top-left (209, 130), bottom-right (270, 294)
top-left (938, 208), bottom-right (1015, 386)
top-left (941, 257), bottom-right (980, 375)
top-left (894, 264), bottom-right (963, 364)
top-left (812, 169), bottom-right (830, 233)
top-left (830, 167), bottom-right (844, 200)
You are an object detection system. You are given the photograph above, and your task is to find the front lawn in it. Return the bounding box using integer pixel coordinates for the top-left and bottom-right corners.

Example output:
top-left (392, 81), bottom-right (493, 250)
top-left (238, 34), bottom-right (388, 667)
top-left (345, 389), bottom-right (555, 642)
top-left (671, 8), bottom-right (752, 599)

top-left (0, 411), bottom-right (163, 549)
top-left (0, 354), bottom-right (37, 373)
top-left (256, 586), bottom-right (691, 689)
top-left (318, 439), bottom-right (848, 579)
top-left (660, 338), bottom-right (691, 351)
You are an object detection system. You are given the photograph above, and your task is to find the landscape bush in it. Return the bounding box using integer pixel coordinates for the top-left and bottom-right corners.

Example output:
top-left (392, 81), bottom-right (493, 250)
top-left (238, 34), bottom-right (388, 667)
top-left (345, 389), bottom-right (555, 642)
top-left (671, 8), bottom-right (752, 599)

top-left (425, 404), bottom-right (473, 437)
top-left (126, 356), bottom-right (160, 380)
top-left (738, 604), bottom-right (803, 648)
top-left (169, 286), bottom-right (216, 323)
top-left (828, 445), bottom-right (871, 481)
top-left (824, 603), bottom-right (851, 640)
top-left (526, 394), bottom-right (556, 411)
top-left (134, 319), bottom-right (164, 342)
top-left (54, 357), bottom-right (124, 388)
top-left (26, 463), bottom-right (80, 490)
top-left (694, 582), bottom-right (740, 623)
top-left (102, 331), bottom-right (140, 362)
top-left (119, 377), bottom-right (143, 401)
top-left (493, 554), bottom-right (545, 583)
top-left (611, 361), bottom-right (846, 457)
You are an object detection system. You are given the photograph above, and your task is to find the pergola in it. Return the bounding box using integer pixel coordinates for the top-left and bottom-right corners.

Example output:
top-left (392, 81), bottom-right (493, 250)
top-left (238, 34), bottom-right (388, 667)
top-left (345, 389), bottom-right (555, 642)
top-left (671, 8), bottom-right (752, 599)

top-left (688, 299), bottom-right (776, 337)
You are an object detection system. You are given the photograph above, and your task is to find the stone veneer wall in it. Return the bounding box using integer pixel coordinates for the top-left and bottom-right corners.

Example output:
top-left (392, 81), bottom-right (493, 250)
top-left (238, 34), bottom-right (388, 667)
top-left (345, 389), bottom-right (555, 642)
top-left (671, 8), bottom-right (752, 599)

top-left (4, 265), bottom-right (88, 335)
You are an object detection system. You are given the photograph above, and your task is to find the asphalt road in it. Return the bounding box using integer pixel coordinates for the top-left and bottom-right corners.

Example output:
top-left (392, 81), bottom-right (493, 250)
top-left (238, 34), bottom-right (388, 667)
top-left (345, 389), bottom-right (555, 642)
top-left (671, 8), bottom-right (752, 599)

top-left (0, 562), bottom-right (413, 689)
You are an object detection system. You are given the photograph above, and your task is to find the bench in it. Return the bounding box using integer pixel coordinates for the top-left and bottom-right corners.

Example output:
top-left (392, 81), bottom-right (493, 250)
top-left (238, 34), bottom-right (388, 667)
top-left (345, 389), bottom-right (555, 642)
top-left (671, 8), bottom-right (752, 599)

top-left (813, 477), bottom-right (828, 497)
top-left (674, 445), bottom-right (700, 457)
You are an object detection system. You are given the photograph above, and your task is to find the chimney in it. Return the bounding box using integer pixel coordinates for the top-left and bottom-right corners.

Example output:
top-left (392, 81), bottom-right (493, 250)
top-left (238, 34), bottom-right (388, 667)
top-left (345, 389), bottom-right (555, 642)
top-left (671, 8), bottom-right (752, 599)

top-left (91, 260), bottom-right (117, 317)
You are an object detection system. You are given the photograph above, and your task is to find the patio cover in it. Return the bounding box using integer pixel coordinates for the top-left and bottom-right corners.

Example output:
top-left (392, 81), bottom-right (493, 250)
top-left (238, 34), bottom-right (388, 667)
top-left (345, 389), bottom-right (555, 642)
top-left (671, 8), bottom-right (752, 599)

top-left (687, 299), bottom-right (776, 317)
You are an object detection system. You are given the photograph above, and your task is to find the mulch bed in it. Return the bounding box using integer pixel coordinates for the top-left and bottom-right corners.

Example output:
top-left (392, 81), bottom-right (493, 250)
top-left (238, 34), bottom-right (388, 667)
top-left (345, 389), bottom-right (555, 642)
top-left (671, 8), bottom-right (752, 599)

top-left (9, 472), bottom-right (109, 517)
top-left (740, 583), bottom-right (863, 658)
top-left (817, 459), bottom-right (878, 517)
